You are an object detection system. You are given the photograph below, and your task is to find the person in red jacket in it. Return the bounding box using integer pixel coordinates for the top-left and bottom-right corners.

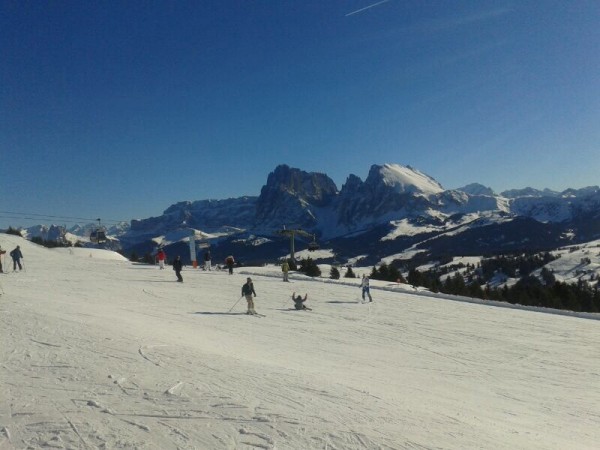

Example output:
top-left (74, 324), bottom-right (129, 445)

top-left (157, 249), bottom-right (166, 269)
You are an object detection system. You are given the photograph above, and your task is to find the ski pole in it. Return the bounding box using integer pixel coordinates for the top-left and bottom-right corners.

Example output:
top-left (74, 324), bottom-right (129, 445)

top-left (228, 296), bottom-right (244, 313)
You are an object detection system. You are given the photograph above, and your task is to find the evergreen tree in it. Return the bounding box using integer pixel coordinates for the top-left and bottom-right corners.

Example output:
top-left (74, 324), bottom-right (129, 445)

top-left (330, 266), bottom-right (340, 279)
top-left (129, 250), bottom-right (139, 262)
top-left (299, 258), bottom-right (321, 277)
top-left (5, 226), bottom-right (22, 236)
top-left (377, 263), bottom-right (390, 281)
top-left (344, 265), bottom-right (356, 278)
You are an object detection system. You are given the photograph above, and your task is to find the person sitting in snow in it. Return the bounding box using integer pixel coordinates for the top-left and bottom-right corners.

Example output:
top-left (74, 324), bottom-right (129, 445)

top-left (292, 292), bottom-right (311, 310)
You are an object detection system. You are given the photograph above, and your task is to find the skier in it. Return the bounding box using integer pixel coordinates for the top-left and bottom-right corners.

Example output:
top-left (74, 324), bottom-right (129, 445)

top-left (10, 246), bottom-right (23, 271)
top-left (292, 292), bottom-right (311, 310)
top-left (241, 277), bottom-right (257, 314)
top-left (225, 255), bottom-right (235, 275)
top-left (0, 246), bottom-right (5, 273)
top-left (203, 250), bottom-right (211, 271)
top-left (172, 255), bottom-right (183, 282)
top-left (281, 259), bottom-right (290, 282)
top-left (157, 248), bottom-right (166, 270)
top-left (361, 274), bottom-right (373, 302)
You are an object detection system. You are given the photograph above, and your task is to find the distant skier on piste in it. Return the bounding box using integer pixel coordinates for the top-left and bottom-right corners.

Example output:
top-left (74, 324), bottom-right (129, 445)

top-left (225, 255), bottom-right (235, 275)
top-left (157, 248), bottom-right (166, 270)
top-left (10, 246), bottom-right (23, 271)
top-left (292, 292), bottom-right (311, 310)
top-left (241, 277), bottom-right (257, 315)
top-left (203, 250), bottom-right (211, 271)
top-left (361, 274), bottom-right (373, 302)
top-left (0, 245), bottom-right (6, 273)
top-left (281, 259), bottom-right (290, 282)
top-left (173, 255), bottom-right (183, 282)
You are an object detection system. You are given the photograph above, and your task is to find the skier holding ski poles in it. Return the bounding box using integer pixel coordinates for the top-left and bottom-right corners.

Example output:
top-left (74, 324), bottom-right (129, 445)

top-left (241, 277), bottom-right (258, 315)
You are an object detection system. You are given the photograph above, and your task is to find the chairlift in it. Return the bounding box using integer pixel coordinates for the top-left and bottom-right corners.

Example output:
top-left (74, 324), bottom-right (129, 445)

top-left (90, 218), bottom-right (107, 244)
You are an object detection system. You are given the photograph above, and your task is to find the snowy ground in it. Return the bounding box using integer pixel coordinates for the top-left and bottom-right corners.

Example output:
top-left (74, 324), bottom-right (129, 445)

top-left (1, 234), bottom-right (599, 449)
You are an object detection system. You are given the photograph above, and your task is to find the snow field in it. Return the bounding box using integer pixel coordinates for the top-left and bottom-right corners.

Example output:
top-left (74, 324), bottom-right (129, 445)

top-left (0, 234), bottom-right (599, 449)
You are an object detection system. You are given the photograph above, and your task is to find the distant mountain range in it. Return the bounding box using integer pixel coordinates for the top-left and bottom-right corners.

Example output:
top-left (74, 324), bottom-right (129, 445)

top-left (20, 163), bottom-right (600, 268)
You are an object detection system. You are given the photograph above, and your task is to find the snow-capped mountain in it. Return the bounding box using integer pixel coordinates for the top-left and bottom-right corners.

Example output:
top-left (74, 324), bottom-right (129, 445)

top-left (114, 163), bottom-right (599, 267)
top-left (17, 163), bottom-right (600, 270)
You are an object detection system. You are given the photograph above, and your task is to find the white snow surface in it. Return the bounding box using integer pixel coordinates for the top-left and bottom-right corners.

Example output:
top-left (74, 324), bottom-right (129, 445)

top-left (1, 234), bottom-right (599, 449)
top-left (380, 164), bottom-right (444, 196)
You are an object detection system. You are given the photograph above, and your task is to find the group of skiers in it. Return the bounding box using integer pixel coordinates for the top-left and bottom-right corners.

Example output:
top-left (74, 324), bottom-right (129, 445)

top-left (155, 247), bottom-right (373, 314)
top-left (155, 247), bottom-right (236, 283)
top-left (0, 245), bottom-right (24, 273)
top-left (236, 263), bottom-right (373, 315)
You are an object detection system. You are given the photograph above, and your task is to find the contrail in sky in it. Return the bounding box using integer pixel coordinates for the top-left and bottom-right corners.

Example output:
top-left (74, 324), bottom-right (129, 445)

top-left (345, 0), bottom-right (391, 17)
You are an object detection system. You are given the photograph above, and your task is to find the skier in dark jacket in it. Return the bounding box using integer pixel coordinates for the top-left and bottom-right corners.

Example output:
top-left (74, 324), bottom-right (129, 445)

top-left (292, 292), bottom-right (311, 310)
top-left (241, 277), bottom-right (257, 314)
top-left (172, 255), bottom-right (183, 282)
top-left (10, 246), bottom-right (23, 271)
top-left (203, 250), bottom-right (211, 271)
top-left (225, 255), bottom-right (235, 275)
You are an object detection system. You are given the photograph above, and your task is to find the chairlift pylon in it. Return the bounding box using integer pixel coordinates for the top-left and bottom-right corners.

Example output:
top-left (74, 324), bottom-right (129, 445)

top-left (308, 235), bottom-right (320, 251)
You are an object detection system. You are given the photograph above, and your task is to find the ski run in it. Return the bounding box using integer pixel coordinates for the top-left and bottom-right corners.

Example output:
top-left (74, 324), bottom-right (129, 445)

top-left (1, 234), bottom-right (599, 449)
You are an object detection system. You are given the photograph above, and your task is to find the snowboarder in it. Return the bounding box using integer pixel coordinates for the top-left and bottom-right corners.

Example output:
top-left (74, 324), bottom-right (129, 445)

top-left (157, 248), bottom-right (166, 270)
top-left (10, 246), bottom-right (23, 271)
top-left (361, 274), bottom-right (373, 302)
top-left (203, 250), bottom-right (211, 271)
top-left (172, 255), bottom-right (183, 282)
top-left (0, 246), bottom-right (5, 273)
top-left (281, 259), bottom-right (290, 282)
top-left (241, 277), bottom-right (257, 314)
top-left (292, 292), bottom-right (311, 310)
top-left (225, 255), bottom-right (235, 275)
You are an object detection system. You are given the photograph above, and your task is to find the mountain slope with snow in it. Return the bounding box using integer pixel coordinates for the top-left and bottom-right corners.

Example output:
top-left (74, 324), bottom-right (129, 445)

top-left (1, 234), bottom-right (599, 449)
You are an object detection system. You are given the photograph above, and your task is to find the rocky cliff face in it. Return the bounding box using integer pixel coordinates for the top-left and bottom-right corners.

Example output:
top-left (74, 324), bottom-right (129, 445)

top-left (114, 164), bottom-right (600, 253)
top-left (254, 165), bottom-right (338, 231)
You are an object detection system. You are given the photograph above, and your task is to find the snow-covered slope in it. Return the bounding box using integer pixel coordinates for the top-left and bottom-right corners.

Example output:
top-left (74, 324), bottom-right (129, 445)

top-left (1, 234), bottom-right (599, 449)
top-left (378, 163), bottom-right (444, 196)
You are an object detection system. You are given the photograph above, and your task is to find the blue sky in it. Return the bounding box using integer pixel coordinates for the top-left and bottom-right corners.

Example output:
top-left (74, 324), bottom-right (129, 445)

top-left (1, 0), bottom-right (599, 229)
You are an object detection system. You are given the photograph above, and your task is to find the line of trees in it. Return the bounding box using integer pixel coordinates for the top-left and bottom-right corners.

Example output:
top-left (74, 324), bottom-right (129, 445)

top-left (402, 266), bottom-right (600, 313)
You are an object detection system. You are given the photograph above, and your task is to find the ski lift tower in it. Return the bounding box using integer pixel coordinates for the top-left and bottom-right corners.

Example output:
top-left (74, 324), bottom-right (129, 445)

top-left (277, 225), bottom-right (318, 262)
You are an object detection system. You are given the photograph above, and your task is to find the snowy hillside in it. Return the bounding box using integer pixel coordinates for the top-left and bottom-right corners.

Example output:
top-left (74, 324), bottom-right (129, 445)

top-left (1, 234), bottom-right (599, 449)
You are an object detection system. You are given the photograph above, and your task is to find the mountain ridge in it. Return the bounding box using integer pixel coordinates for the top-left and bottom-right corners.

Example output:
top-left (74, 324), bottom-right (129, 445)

top-left (17, 163), bottom-right (600, 270)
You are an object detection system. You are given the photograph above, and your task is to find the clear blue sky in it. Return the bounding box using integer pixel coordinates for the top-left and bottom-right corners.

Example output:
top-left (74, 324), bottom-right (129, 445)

top-left (2, 0), bottom-right (599, 229)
